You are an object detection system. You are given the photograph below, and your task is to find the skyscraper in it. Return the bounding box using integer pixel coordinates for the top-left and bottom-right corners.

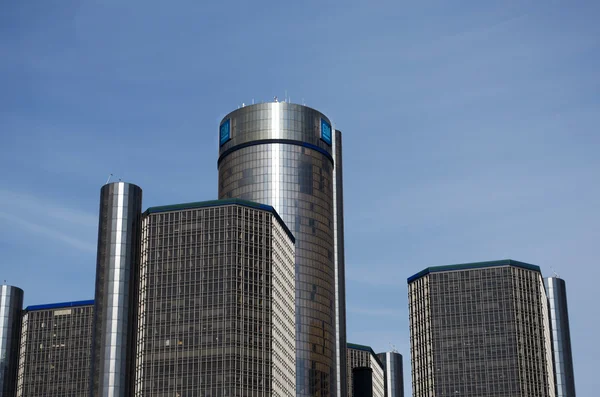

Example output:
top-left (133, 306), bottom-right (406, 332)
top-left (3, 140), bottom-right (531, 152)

top-left (134, 199), bottom-right (296, 397)
top-left (408, 260), bottom-right (555, 397)
top-left (217, 102), bottom-right (347, 397)
top-left (346, 344), bottom-right (384, 397)
top-left (545, 276), bottom-right (576, 397)
top-left (376, 351), bottom-right (403, 397)
top-left (90, 182), bottom-right (143, 397)
top-left (16, 300), bottom-right (94, 396)
top-left (0, 284), bottom-right (24, 397)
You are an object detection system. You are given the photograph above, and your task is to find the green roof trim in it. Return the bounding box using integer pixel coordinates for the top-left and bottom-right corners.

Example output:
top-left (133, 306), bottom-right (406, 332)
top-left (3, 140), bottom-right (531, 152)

top-left (407, 259), bottom-right (540, 284)
top-left (143, 198), bottom-right (294, 243)
top-left (347, 342), bottom-right (384, 369)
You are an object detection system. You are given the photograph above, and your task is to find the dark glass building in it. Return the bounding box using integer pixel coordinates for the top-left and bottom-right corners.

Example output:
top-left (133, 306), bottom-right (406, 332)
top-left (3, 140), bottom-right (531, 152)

top-left (351, 367), bottom-right (373, 397)
top-left (134, 199), bottom-right (296, 397)
top-left (217, 101), bottom-right (347, 397)
top-left (376, 351), bottom-right (403, 397)
top-left (346, 344), bottom-right (384, 397)
top-left (545, 277), bottom-right (576, 397)
top-left (16, 300), bottom-right (94, 397)
top-left (0, 284), bottom-right (24, 397)
top-left (408, 260), bottom-right (555, 397)
top-left (90, 182), bottom-right (143, 397)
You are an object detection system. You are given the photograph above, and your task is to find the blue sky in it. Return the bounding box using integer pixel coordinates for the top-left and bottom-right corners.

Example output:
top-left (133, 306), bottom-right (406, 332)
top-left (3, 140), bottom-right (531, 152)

top-left (1, 1), bottom-right (599, 394)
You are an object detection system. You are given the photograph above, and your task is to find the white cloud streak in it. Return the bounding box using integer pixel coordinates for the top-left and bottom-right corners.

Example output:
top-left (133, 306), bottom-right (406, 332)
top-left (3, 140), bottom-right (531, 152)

top-left (0, 190), bottom-right (97, 253)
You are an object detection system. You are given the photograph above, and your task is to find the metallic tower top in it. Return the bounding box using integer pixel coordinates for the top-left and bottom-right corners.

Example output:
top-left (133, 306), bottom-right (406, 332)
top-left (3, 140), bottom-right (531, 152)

top-left (0, 284), bottom-right (24, 397)
top-left (90, 182), bottom-right (142, 397)
top-left (545, 277), bottom-right (576, 397)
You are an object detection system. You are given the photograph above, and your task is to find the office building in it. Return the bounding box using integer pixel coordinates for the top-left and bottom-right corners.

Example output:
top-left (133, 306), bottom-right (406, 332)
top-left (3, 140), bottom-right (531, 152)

top-left (16, 300), bottom-right (94, 397)
top-left (376, 351), bottom-right (403, 397)
top-left (347, 344), bottom-right (384, 397)
top-left (408, 259), bottom-right (555, 397)
top-left (545, 277), bottom-right (576, 397)
top-left (217, 101), bottom-right (347, 397)
top-left (0, 284), bottom-right (24, 397)
top-left (90, 181), bottom-right (143, 397)
top-left (134, 199), bottom-right (296, 397)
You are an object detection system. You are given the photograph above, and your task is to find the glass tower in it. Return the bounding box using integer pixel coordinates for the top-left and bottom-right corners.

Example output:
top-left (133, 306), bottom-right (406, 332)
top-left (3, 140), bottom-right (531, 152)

top-left (545, 277), bottom-right (576, 397)
top-left (217, 102), bottom-right (347, 397)
top-left (16, 300), bottom-right (94, 396)
top-left (408, 260), bottom-right (555, 397)
top-left (376, 351), bottom-right (404, 397)
top-left (0, 284), bottom-right (24, 397)
top-left (134, 200), bottom-right (296, 397)
top-left (90, 182), bottom-right (143, 397)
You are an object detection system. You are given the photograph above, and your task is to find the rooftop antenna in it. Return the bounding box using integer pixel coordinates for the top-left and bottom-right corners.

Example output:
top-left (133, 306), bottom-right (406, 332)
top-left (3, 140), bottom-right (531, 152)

top-left (274, 96), bottom-right (278, 102)
top-left (550, 266), bottom-right (560, 278)
top-left (389, 343), bottom-right (398, 353)
top-left (285, 89), bottom-right (288, 102)
top-left (105, 173), bottom-right (113, 184)
top-left (302, 98), bottom-right (305, 106)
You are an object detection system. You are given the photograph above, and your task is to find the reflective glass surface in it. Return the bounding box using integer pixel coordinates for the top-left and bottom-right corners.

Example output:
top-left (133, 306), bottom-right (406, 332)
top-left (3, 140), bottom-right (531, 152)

top-left (0, 285), bottom-right (24, 397)
top-left (545, 277), bottom-right (576, 397)
top-left (135, 204), bottom-right (296, 397)
top-left (409, 265), bottom-right (554, 397)
top-left (218, 103), bottom-right (340, 397)
top-left (16, 303), bottom-right (94, 396)
top-left (91, 182), bottom-right (143, 397)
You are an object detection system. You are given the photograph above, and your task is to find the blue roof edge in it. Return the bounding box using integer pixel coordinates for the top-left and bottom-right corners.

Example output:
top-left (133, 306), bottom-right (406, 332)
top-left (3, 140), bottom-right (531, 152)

top-left (407, 259), bottom-right (541, 284)
top-left (25, 299), bottom-right (94, 311)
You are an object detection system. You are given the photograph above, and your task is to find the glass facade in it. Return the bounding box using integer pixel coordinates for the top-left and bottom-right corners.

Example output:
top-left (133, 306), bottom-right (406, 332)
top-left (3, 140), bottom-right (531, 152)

top-left (134, 201), bottom-right (296, 397)
top-left (545, 277), bottom-right (576, 397)
top-left (91, 182), bottom-right (143, 397)
top-left (218, 102), bottom-right (346, 397)
top-left (346, 344), bottom-right (385, 397)
top-left (0, 285), bottom-right (24, 397)
top-left (376, 352), bottom-right (404, 397)
top-left (408, 260), bottom-right (555, 397)
top-left (16, 301), bottom-right (94, 397)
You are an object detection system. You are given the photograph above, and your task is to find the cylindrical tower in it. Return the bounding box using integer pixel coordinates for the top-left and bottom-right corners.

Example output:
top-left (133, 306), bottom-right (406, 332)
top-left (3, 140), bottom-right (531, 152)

top-left (218, 102), bottom-right (344, 397)
top-left (90, 182), bottom-right (142, 397)
top-left (376, 352), bottom-right (404, 397)
top-left (545, 277), bottom-right (576, 397)
top-left (0, 284), bottom-right (24, 397)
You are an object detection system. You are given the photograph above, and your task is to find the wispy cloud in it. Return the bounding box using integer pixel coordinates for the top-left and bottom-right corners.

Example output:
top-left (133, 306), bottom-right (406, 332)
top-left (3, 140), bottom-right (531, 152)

top-left (0, 190), bottom-right (97, 252)
top-left (0, 212), bottom-right (96, 252)
top-left (0, 190), bottom-right (97, 227)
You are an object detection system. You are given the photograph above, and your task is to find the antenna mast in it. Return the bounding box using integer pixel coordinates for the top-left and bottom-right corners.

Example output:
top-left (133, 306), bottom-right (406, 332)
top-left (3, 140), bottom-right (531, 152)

top-left (105, 174), bottom-right (113, 184)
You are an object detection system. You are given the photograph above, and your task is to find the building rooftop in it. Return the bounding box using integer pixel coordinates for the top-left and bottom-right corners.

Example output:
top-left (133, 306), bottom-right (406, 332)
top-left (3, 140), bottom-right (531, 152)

top-left (347, 342), bottom-right (384, 369)
top-left (25, 299), bottom-right (94, 312)
top-left (143, 198), bottom-right (294, 243)
top-left (407, 259), bottom-right (541, 284)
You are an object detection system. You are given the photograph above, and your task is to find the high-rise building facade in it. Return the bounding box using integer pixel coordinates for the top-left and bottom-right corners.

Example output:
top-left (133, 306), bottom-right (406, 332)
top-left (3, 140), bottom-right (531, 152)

top-left (346, 344), bottom-right (384, 397)
top-left (90, 182), bottom-right (143, 397)
top-left (134, 199), bottom-right (296, 397)
top-left (376, 352), bottom-right (403, 397)
top-left (0, 284), bottom-right (24, 397)
top-left (408, 260), bottom-right (555, 397)
top-left (16, 300), bottom-right (94, 397)
top-left (217, 101), bottom-right (347, 397)
top-left (545, 277), bottom-right (576, 397)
